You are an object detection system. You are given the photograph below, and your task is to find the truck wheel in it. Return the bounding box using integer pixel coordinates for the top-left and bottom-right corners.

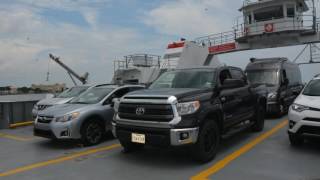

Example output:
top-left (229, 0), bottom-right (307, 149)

top-left (119, 140), bottom-right (144, 153)
top-left (191, 121), bottom-right (220, 163)
top-left (277, 102), bottom-right (285, 117)
top-left (251, 105), bottom-right (265, 132)
top-left (289, 133), bottom-right (304, 146)
top-left (81, 120), bottom-right (104, 146)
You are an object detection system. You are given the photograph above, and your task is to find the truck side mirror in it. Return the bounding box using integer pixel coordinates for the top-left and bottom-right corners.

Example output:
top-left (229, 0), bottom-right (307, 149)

top-left (111, 98), bottom-right (120, 109)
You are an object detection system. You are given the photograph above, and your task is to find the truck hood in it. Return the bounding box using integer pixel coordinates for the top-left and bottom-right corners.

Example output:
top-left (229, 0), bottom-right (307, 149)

top-left (251, 84), bottom-right (277, 93)
top-left (37, 98), bottom-right (73, 106)
top-left (126, 88), bottom-right (211, 99)
top-left (38, 103), bottom-right (91, 117)
top-left (294, 94), bottom-right (320, 109)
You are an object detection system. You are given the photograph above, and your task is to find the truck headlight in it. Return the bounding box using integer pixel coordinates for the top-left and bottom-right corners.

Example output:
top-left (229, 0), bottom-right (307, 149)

top-left (177, 101), bottom-right (200, 115)
top-left (33, 104), bottom-right (38, 110)
top-left (291, 104), bottom-right (309, 112)
top-left (267, 92), bottom-right (277, 100)
top-left (55, 112), bottom-right (80, 122)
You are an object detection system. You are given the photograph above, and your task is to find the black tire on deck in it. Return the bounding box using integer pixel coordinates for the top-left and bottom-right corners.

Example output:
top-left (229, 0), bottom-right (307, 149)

top-left (81, 120), bottom-right (104, 146)
top-left (251, 104), bottom-right (265, 132)
top-left (277, 101), bottom-right (286, 117)
top-left (191, 120), bottom-right (220, 163)
top-left (289, 133), bottom-right (304, 146)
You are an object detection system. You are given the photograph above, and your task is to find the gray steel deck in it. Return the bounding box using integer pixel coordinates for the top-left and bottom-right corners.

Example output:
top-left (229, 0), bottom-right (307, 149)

top-left (0, 116), bottom-right (319, 180)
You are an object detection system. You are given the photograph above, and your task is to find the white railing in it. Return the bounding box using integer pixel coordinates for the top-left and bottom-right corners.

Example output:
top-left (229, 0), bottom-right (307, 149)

top-left (113, 54), bottom-right (161, 72)
top-left (194, 14), bottom-right (318, 48)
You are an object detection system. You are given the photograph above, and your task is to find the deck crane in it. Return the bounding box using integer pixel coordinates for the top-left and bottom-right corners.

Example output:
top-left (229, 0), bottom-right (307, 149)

top-left (49, 54), bottom-right (89, 85)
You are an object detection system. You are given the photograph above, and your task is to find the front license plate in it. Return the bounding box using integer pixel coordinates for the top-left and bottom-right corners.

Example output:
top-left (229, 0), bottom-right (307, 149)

top-left (131, 133), bottom-right (145, 144)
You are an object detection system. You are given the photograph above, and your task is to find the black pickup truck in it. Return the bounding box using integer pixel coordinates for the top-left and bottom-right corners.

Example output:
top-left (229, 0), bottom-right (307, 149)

top-left (112, 66), bottom-right (267, 162)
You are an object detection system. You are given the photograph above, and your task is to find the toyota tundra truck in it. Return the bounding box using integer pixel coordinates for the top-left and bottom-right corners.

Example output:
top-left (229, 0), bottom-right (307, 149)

top-left (112, 66), bottom-right (267, 163)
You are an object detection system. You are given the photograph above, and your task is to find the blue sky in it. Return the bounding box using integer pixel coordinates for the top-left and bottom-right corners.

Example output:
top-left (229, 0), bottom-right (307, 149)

top-left (0, 0), bottom-right (319, 87)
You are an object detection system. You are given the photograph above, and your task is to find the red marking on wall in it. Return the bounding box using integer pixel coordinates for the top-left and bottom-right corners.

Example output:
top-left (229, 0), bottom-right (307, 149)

top-left (167, 42), bottom-right (185, 49)
top-left (265, 23), bottom-right (274, 33)
top-left (209, 43), bottom-right (236, 54)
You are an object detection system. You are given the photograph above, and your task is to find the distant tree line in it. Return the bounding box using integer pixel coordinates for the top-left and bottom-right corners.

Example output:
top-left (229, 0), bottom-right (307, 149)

top-left (0, 86), bottom-right (10, 91)
top-left (0, 86), bottom-right (45, 95)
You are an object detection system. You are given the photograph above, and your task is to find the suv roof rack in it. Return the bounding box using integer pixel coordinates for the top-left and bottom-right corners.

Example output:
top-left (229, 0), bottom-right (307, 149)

top-left (250, 57), bottom-right (288, 63)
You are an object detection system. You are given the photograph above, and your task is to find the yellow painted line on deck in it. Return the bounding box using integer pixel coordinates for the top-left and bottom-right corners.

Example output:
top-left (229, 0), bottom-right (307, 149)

top-left (0, 133), bottom-right (34, 142)
top-left (191, 120), bottom-right (288, 180)
top-left (9, 121), bottom-right (34, 129)
top-left (0, 143), bottom-right (121, 177)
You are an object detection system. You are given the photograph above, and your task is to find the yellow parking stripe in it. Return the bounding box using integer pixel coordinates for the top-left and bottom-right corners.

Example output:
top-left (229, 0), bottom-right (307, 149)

top-left (0, 143), bottom-right (121, 177)
top-left (0, 133), bottom-right (34, 142)
top-left (191, 120), bottom-right (288, 180)
top-left (9, 121), bottom-right (34, 129)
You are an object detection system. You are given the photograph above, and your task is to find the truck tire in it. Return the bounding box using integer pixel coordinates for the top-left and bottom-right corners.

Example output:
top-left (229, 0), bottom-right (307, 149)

top-left (251, 105), bottom-right (265, 132)
top-left (289, 133), bottom-right (304, 146)
top-left (277, 102), bottom-right (286, 117)
top-left (119, 140), bottom-right (144, 153)
top-left (81, 120), bottom-right (104, 146)
top-left (191, 120), bottom-right (220, 163)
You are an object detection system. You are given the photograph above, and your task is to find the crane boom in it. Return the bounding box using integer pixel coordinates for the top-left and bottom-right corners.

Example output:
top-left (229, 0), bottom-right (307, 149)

top-left (49, 54), bottom-right (89, 85)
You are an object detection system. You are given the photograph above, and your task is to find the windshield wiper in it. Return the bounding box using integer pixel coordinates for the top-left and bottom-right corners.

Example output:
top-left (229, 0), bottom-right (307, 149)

top-left (70, 102), bottom-right (90, 104)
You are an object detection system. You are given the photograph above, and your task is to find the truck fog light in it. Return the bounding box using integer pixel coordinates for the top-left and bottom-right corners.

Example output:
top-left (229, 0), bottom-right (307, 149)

top-left (180, 132), bottom-right (189, 140)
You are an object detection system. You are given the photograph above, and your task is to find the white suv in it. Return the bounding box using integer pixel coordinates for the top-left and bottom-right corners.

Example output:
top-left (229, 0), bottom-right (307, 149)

top-left (288, 74), bottom-right (320, 145)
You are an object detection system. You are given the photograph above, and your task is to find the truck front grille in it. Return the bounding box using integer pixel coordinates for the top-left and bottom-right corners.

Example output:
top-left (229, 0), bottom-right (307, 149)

top-left (118, 103), bottom-right (174, 122)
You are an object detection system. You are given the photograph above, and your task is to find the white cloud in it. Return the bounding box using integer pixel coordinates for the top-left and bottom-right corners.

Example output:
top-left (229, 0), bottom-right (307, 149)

top-left (144, 0), bottom-right (236, 38)
top-left (0, 3), bottom-right (162, 86)
top-left (15, 0), bottom-right (109, 11)
top-left (13, 0), bottom-right (110, 30)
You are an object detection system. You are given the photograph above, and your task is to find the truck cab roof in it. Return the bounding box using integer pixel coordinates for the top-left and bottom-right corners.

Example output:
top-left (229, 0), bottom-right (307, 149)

top-left (246, 57), bottom-right (298, 71)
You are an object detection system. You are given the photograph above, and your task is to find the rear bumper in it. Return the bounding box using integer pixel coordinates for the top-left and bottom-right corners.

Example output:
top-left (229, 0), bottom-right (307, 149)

top-left (113, 123), bottom-right (198, 147)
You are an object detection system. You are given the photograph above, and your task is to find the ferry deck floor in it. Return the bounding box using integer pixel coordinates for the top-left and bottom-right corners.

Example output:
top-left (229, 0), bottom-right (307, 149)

top-left (0, 116), bottom-right (319, 180)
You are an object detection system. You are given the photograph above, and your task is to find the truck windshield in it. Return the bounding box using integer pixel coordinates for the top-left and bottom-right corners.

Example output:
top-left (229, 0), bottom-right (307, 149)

top-left (246, 70), bottom-right (279, 86)
top-left (302, 79), bottom-right (320, 96)
top-left (69, 87), bottom-right (114, 104)
top-left (150, 69), bottom-right (215, 89)
top-left (57, 86), bottom-right (89, 98)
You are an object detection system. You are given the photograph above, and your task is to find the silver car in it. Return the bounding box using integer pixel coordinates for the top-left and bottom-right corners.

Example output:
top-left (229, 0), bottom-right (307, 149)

top-left (32, 85), bottom-right (90, 118)
top-left (34, 84), bottom-right (144, 146)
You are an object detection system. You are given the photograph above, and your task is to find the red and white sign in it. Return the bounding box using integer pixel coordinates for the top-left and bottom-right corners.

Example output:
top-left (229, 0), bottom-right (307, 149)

top-left (167, 41), bottom-right (185, 49)
top-left (209, 42), bottom-right (236, 54)
top-left (264, 23), bottom-right (274, 33)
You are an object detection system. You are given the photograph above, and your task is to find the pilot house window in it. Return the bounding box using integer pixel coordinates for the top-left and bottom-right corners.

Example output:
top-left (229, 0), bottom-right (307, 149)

top-left (254, 5), bottom-right (284, 22)
top-left (287, 5), bottom-right (295, 17)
